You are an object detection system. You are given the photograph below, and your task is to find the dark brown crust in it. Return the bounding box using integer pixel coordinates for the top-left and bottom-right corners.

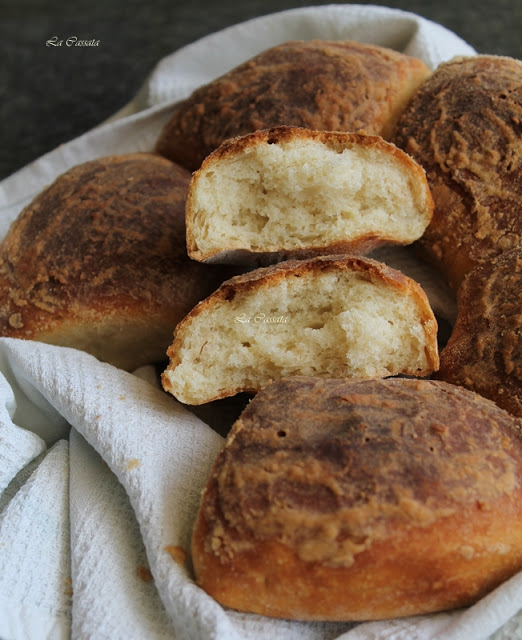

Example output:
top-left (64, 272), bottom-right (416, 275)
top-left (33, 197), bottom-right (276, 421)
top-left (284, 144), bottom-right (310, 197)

top-left (192, 376), bottom-right (522, 620)
top-left (436, 249), bottom-right (522, 417)
top-left (186, 127), bottom-right (434, 264)
top-left (162, 254), bottom-right (440, 400)
top-left (155, 40), bottom-right (430, 171)
top-left (0, 153), bottom-right (231, 368)
top-left (391, 55), bottom-right (522, 291)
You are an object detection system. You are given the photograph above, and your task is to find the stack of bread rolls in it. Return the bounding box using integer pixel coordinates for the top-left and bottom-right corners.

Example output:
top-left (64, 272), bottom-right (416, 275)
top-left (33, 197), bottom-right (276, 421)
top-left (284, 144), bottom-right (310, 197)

top-left (157, 41), bottom-right (522, 621)
top-left (2, 38), bottom-right (521, 623)
top-left (158, 41), bottom-right (441, 403)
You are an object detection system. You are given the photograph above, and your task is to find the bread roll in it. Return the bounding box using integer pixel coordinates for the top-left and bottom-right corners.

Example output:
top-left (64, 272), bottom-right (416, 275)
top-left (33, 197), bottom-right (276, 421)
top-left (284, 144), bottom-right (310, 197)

top-left (161, 255), bottom-right (439, 405)
top-left (186, 127), bottom-right (434, 265)
top-left (436, 248), bottom-right (522, 417)
top-left (155, 40), bottom-right (431, 171)
top-left (192, 376), bottom-right (522, 621)
top-left (391, 55), bottom-right (522, 290)
top-left (0, 153), bottom-right (230, 370)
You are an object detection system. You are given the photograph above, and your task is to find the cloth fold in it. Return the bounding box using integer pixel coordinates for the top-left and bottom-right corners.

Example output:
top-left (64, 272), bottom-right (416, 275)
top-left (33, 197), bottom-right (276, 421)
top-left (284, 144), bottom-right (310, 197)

top-left (0, 5), bottom-right (518, 639)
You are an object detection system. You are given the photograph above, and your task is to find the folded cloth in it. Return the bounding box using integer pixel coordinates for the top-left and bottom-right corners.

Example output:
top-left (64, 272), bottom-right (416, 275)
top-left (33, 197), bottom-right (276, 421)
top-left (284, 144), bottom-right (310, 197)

top-left (0, 440), bottom-right (71, 640)
top-left (69, 430), bottom-right (175, 640)
top-left (2, 5), bottom-right (519, 639)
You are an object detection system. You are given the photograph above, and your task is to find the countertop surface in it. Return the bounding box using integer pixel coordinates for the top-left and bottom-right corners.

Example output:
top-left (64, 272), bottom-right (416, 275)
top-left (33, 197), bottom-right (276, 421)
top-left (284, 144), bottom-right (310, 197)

top-left (1, 0), bottom-right (521, 181)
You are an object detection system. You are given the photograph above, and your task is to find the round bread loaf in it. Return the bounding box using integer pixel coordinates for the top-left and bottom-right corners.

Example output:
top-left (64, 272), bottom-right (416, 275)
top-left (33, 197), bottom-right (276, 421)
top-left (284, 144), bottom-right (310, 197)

top-left (436, 248), bottom-right (522, 417)
top-left (0, 153), bottom-right (229, 370)
top-left (192, 376), bottom-right (522, 621)
top-left (186, 127), bottom-right (434, 265)
top-left (391, 55), bottom-right (522, 290)
top-left (155, 40), bottom-right (431, 171)
top-left (161, 255), bottom-right (439, 405)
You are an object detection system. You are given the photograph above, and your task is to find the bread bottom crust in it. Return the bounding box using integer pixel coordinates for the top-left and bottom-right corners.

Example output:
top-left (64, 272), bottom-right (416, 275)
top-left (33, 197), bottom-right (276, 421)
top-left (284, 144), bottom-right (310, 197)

top-left (193, 496), bottom-right (522, 621)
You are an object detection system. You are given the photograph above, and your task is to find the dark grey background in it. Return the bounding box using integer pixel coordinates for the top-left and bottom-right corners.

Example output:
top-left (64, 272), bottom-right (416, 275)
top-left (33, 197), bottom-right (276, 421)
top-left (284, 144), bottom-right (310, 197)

top-left (1, 0), bottom-right (521, 181)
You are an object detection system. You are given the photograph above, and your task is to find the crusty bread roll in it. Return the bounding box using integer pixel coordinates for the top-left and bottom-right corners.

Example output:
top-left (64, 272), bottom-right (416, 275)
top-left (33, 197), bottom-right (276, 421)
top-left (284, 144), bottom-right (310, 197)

top-left (436, 248), bottom-right (522, 417)
top-left (161, 255), bottom-right (439, 405)
top-left (186, 127), bottom-right (434, 265)
top-left (0, 153), bottom-right (230, 371)
top-left (155, 40), bottom-right (431, 171)
top-left (192, 376), bottom-right (522, 621)
top-left (391, 55), bottom-right (522, 290)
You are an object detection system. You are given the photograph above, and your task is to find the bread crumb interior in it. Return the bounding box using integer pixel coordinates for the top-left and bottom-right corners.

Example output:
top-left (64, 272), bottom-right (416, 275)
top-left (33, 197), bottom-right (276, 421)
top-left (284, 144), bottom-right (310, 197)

top-left (191, 139), bottom-right (429, 254)
top-left (166, 270), bottom-right (432, 403)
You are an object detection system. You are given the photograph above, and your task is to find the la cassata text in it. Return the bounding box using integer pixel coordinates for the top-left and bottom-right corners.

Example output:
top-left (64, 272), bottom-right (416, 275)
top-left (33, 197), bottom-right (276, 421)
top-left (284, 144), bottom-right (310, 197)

top-left (46, 36), bottom-right (100, 47)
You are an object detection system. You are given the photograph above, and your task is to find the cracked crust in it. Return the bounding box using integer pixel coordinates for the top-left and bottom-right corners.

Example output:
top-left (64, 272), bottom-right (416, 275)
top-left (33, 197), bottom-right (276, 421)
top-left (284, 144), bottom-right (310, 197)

top-left (436, 248), bottom-right (522, 417)
top-left (391, 55), bottom-right (522, 290)
top-left (192, 376), bottom-right (522, 620)
top-left (155, 40), bottom-right (430, 171)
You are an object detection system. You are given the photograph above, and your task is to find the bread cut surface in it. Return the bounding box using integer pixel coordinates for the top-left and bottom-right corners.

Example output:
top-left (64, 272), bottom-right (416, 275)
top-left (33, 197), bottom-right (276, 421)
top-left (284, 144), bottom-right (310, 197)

top-left (436, 248), bottom-right (522, 417)
top-left (161, 255), bottom-right (439, 404)
top-left (192, 376), bottom-right (522, 621)
top-left (186, 127), bottom-right (434, 265)
top-left (391, 55), bottom-right (522, 290)
top-left (0, 153), bottom-right (230, 370)
top-left (155, 40), bottom-right (431, 171)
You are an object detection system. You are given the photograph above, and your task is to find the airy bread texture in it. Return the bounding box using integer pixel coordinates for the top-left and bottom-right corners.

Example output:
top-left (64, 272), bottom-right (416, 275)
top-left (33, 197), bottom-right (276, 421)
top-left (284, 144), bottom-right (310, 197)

top-left (161, 255), bottom-right (439, 405)
top-left (391, 55), bottom-right (522, 291)
top-left (436, 249), bottom-right (522, 417)
top-left (192, 376), bottom-right (522, 621)
top-left (0, 153), bottom-right (230, 370)
top-left (155, 40), bottom-right (431, 171)
top-left (186, 127), bottom-right (434, 265)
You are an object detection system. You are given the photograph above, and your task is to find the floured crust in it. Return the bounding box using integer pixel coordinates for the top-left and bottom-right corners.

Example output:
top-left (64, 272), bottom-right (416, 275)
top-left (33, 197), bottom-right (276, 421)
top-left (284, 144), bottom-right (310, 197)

top-left (155, 40), bottom-right (431, 171)
top-left (161, 255), bottom-right (439, 404)
top-left (0, 153), bottom-right (231, 370)
top-left (185, 127), bottom-right (434, 265)
top-left (192, 376), bottom-right (522, 620)
top-left (436, 249), bottom-right (522, 417)
top-left (391, 55), bottom-right (522, 290)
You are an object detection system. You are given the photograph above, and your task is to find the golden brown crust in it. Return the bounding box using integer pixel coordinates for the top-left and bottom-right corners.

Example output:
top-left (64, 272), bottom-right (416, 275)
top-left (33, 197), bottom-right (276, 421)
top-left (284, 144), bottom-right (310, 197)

top-left (435, 249), bottom-right (522, 417)
top-left (391, 55), bottom-right (522, 290)
top-left (185, 127), bottom-right (434, 263)
top-left (155, 40), bottom-right (431, 171)
top-left (0, 153), bottom-right (231, 369)
top-left (162, 254), bottom-right (440, 400)
top-left (192, 376), bottom-right (522, 620)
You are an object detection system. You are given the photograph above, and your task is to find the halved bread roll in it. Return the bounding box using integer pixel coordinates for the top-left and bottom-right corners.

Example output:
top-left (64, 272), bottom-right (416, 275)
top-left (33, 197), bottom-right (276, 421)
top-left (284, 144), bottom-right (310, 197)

top-left (192, 376), bottom-right (522, 621)
top-left (186, 127), bottom-right (434, 265)
top-left (0, 153), bottom-right (231, 370)
top-left (161, 255), bottom-right (439, 405)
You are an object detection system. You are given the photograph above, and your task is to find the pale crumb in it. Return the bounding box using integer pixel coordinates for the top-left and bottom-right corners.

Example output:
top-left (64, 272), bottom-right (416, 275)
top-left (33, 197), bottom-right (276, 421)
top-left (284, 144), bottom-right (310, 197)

top-left (190, 134), bottom-right (432, 258)
top-left (164, 266), bottom-right (438, 405)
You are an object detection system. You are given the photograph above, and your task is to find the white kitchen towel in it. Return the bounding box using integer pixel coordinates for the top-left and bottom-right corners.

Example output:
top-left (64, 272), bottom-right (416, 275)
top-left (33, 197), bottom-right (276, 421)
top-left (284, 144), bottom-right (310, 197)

top-left (1, 4), bottom-right (518, 639)
top-left (0, 439), bottom-right (71, 640)
top-left (69, 429), bottom-right (175, 640)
